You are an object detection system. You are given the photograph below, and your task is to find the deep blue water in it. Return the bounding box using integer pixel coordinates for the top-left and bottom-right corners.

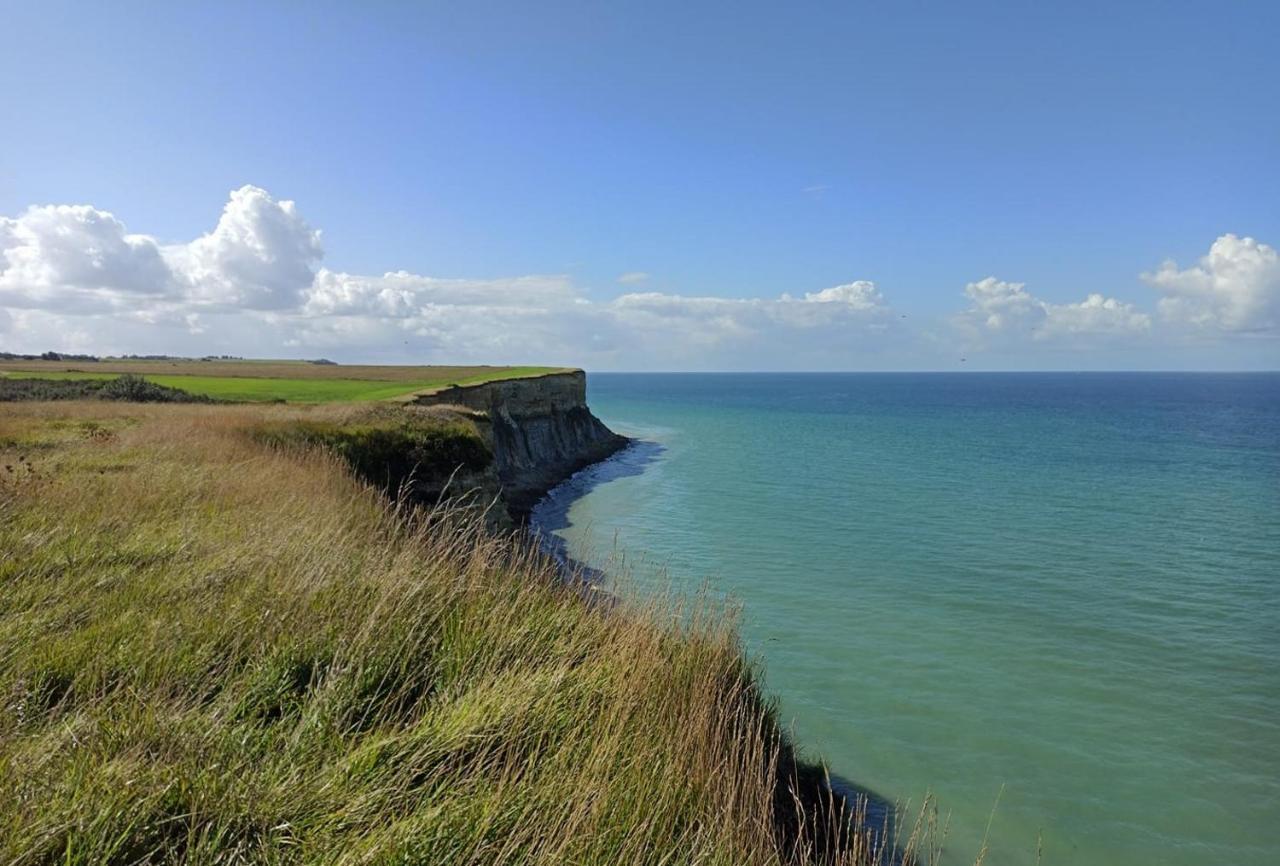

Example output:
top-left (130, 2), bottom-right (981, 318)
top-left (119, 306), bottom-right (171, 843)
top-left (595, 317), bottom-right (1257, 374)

top-left (534, 373), bottom-right (1280, 866)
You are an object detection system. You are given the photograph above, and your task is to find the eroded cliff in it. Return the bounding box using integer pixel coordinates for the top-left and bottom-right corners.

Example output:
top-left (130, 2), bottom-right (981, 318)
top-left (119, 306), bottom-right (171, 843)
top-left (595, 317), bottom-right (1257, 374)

top-left (413, 370), bottom-right (628, 520)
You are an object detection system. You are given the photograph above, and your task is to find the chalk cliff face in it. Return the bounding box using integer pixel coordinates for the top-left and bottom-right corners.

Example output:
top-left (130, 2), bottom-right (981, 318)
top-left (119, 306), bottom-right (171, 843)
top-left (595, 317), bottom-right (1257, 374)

top-left (413, 371), bottom-right (627, 520)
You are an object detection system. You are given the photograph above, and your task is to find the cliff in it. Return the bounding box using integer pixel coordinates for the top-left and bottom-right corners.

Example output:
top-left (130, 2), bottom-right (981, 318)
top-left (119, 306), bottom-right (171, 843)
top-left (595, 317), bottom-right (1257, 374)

top-left (413, 370), bottom-right (628, 520)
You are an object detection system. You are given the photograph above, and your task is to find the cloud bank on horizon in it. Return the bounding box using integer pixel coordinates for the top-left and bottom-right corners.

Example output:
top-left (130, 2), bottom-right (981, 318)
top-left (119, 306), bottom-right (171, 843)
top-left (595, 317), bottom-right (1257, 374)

top-left (1, 186), bottom-right (1276, 370)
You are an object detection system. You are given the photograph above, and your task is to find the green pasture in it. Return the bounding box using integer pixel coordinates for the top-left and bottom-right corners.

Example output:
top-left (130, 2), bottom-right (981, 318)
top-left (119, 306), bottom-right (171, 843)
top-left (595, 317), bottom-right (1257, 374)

top-left (0, 367), bottom-right (558, 403)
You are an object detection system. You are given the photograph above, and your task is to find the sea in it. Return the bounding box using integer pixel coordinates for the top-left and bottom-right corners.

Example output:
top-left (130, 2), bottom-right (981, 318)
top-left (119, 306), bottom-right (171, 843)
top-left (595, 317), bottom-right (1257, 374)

top-left (531, 372), bottom-right (1280, 866)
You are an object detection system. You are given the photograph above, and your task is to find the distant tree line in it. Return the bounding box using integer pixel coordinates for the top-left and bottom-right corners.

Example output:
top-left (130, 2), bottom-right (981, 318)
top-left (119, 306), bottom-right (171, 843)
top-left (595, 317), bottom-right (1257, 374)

top-left (0, 351), bottom-right (260, 362)
top-left (1, 350), bottom-right (339, 364)
top-left (0, 374), bottom-right (218, 403)
top-left (0, 351), bottom-right (101, 362)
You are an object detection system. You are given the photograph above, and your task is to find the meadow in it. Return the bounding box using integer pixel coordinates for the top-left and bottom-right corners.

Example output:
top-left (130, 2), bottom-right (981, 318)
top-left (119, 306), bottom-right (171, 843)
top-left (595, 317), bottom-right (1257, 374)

top-left (0, 399), bottom-right (950, 865)
top-left (0, 360), bottom-right (565, 403)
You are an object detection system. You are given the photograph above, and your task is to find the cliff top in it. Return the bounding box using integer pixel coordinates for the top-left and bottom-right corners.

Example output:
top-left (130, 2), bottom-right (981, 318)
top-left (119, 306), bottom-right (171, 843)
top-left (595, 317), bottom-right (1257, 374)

top-left (0, 358), bottom-right (576, 403)
top-left (0, 397), bottom-right (857, 865)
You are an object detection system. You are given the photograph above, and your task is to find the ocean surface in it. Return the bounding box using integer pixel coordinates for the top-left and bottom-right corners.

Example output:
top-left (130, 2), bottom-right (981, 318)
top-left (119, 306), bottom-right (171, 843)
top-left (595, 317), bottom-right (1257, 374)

top-left (531, 373), bottom-right (1280, 866)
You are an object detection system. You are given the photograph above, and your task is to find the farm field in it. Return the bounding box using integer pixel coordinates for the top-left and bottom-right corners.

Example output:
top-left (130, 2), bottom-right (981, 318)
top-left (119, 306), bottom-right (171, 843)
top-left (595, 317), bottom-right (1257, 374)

top-left (0, 361), bottom-right (567, 403)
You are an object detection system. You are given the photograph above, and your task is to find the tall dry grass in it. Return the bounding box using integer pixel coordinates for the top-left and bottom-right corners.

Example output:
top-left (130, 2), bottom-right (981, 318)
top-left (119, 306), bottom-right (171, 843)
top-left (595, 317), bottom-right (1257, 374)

top-left (0, 402), bottom-right (951, 865)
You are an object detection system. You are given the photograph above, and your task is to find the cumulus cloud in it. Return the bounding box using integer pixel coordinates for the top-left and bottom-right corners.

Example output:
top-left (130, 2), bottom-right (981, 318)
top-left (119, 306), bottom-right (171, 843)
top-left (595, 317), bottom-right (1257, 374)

top-left (1142, 234), bottom-right (1279, 332)
top-left (3, 185), bottom-right (1268, 368)
top-left (800, 280), bottom-right (884, 309)
top-left (0, 204), bottom-right (172, 310)
top-left (959, 276), bottom-right (1149, 341)
top-left (963, 277), bottom-right (1043, 332)
top-left (0, 185), bottom-right (903, 366)
top-left (0, 185), bottom-right (321, 314)
top-left (1042, 293), bottom-right (1152, 337)
top-left (169, 185), bottom-right (322, 310)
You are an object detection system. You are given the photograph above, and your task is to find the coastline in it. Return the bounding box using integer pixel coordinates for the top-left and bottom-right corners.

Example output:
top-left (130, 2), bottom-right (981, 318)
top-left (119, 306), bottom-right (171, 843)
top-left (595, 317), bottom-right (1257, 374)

top-left (525, 430), bottom-right (901, 851)
top-left (3, 398), bottom-right (880, 862)
top-left (528, 437), bottom-right (664, 579)
top-left (411, 368), bottom-right (629, 522)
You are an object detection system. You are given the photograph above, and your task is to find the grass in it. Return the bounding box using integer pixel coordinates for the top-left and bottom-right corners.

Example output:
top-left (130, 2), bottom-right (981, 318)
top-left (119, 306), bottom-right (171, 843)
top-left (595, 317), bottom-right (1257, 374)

top-left (0, 363), bottom-right (566, 404)
top-left (0, 400), bottom-right (960, 865)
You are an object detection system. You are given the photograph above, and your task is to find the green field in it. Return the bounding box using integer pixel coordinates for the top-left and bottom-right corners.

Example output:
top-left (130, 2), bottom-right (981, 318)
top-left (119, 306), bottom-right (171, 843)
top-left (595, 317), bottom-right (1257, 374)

top-left (0, 366), bottom-right (561, 403)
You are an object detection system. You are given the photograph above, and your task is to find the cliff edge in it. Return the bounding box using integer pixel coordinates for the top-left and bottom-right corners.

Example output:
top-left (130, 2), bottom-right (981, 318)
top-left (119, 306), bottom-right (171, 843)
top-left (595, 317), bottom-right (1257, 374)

top-left (413, 370), bottom-right (628, 520)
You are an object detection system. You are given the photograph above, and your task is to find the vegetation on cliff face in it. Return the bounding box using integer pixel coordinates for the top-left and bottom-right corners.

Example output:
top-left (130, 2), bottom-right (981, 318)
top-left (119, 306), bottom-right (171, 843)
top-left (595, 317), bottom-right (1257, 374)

top-left (251, 407), bottom-right (493, 496)
top-left (0, 401), bottom-right (942, 865)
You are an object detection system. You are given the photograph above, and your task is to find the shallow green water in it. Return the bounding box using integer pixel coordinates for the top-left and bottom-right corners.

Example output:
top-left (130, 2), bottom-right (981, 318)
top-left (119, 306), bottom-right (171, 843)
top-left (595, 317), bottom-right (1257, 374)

top-left (533, 373), bottom-right (1280, 866)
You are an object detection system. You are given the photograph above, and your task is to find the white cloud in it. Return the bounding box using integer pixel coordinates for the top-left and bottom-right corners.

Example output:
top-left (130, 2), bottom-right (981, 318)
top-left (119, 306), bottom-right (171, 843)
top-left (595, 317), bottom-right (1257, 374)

top-left (1041, 293), bottom-right (1151, 337)
top-left (800, 280), bottom-right (884, 309)
top-left (0, 184), bottom-right (895, 366)
top-left (165, 185), bottom-right (323, 310)
top-left (0, 204), bottom-right (172, 311)
top-left (303, 270), bottom-right (577, 318)
top-left (594, 285), bottom-right (893, 366)
top-left (1142, 234), bottom-right (1279, 332)
top-left (3, 186), bottom-right (1269, 369)
top-left (615, 280), bottom-right (886, 319)
top-left (611, 281), bottom-right (888, 344)
top-left (0, 185), bottom-right (321, 315)
top-left (963, 277), bottom-right (1042, 332)
top-left (960, 276), bottom-right (1149, 341)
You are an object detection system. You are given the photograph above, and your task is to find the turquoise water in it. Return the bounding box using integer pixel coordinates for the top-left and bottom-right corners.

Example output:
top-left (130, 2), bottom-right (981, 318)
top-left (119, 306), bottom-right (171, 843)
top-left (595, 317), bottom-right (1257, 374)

top-left (533, 373), bottom-right (1280, 866)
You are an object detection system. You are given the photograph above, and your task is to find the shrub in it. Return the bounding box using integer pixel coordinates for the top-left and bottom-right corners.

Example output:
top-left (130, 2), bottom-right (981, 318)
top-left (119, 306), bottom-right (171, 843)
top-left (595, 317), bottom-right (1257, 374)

top-left (98, 374), bottom-right (216, 403)
top-left (252, 417), bottom-right (492, 492)
top-left (0, 374), bottom-right (215, 403)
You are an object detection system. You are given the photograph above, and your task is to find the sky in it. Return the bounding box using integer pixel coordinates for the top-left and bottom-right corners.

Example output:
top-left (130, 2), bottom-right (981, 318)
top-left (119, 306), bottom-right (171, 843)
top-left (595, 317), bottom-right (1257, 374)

top-left (1, 0), bottom-right (1277, 371)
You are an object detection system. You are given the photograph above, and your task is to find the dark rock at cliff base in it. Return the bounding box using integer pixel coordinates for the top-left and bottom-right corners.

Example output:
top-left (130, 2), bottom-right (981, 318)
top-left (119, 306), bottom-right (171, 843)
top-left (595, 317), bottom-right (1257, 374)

top-left (413, 371), bottom-right (628, 522)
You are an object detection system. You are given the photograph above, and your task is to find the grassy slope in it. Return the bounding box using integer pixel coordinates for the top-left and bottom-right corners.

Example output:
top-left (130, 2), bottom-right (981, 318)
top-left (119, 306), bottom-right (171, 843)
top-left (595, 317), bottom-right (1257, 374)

top-left (0, 363), bottom-right (566, 404)
top-left (0, 402), bottom-right (917, 865)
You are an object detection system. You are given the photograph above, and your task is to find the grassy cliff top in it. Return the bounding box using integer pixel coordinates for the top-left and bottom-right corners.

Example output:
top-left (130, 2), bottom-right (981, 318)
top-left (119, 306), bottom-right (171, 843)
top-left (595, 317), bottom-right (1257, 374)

top-left (0, 360), bottom-right (572, 404)
top-left (0, 400), bottom-right (902, 865)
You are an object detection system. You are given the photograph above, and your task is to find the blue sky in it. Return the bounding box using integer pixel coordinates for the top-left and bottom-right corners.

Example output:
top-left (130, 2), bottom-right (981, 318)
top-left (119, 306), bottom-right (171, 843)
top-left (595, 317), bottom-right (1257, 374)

top-left (1, 1), bottom-right (1277, 369)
